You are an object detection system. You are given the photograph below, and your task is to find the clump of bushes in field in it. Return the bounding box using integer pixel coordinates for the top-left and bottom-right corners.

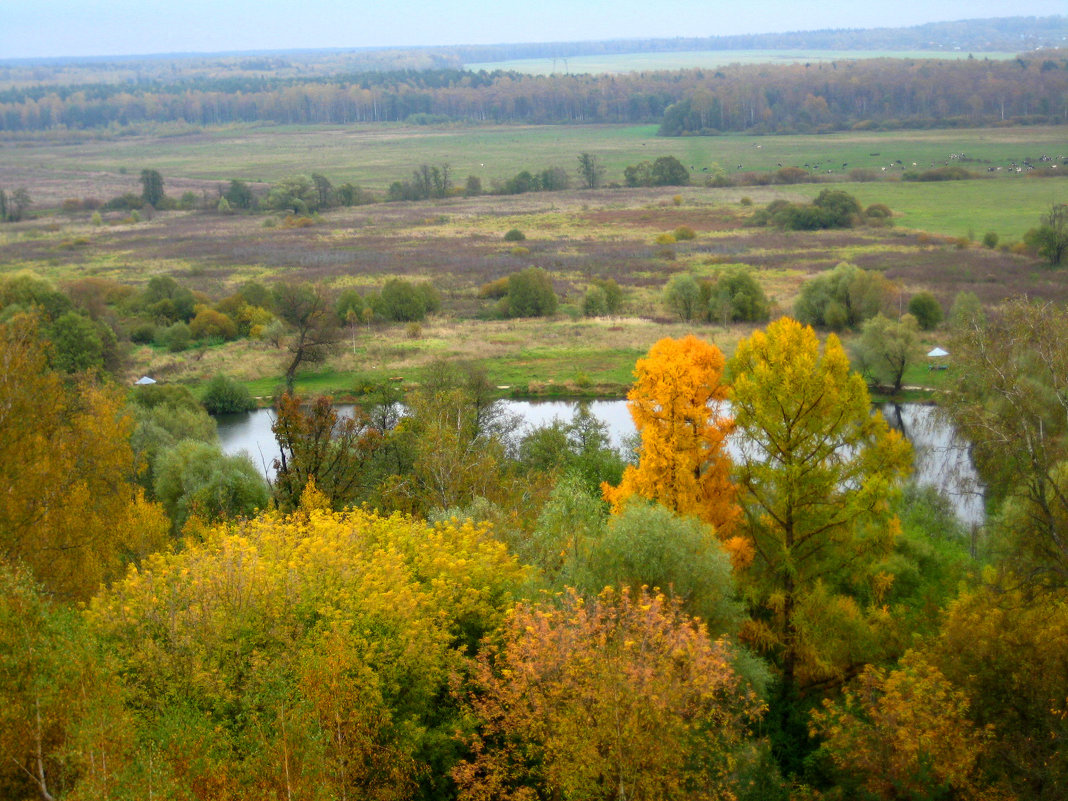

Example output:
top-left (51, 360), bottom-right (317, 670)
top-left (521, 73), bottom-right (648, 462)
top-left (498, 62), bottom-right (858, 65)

top-left (582, 278), bottom-right (624, 317)
top-left (903, 165), bottom-right (976, 181)
top-left (495, 167), bottom-right (570, 195)
top-left (662, 266), bottom-right (770, 324)
top-left (749, 189), bottom-right (891, 231)
top-left (794, 262), bottom-right (894, 331)
top-left (908, 291), bottom-right (944, 330)
top-left (623, 156), bottom-right (690, 187)
top-left (482, 267), bottom-right (558, 318)
top-left (368, 279), bottom-right (441, 322)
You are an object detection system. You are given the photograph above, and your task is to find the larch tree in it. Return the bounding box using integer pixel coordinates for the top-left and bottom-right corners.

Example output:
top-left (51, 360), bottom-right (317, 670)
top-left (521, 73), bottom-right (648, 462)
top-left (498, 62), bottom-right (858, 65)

top-left (603, 334), bottom-right (739, 534)
top-left (727, 317), bottom-right (911, 771)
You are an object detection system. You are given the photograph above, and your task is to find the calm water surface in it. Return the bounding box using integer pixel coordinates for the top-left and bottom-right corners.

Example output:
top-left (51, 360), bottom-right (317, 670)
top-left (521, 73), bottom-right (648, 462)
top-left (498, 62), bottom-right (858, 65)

top-left (216, 400), bottom-right (983, 526)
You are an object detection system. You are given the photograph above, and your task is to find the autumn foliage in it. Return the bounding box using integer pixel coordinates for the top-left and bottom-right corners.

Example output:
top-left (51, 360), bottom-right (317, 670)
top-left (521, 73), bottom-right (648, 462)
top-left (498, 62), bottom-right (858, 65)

top-left (87, 505), bottom-right (530, 799)
top-left (811, 652), bottom-right (1003, 800)
top-left (454, 587), bottom-right (763, 801)
top-left (0, 317), bottom-right (168, 600)
top-left (603, 335), bottom-right (738, 533)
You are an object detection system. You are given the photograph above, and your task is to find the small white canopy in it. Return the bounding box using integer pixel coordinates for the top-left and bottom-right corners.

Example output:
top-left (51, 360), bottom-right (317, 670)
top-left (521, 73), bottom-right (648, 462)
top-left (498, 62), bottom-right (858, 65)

top-left (927, 347), bottom-right (949, 358)
top-left (135, 376), bottom-right (157, 385)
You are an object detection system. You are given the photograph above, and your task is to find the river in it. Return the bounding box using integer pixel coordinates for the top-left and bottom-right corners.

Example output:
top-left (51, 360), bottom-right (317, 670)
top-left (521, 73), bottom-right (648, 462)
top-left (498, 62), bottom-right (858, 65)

top-left (216, 399), bottom-right (983, 526)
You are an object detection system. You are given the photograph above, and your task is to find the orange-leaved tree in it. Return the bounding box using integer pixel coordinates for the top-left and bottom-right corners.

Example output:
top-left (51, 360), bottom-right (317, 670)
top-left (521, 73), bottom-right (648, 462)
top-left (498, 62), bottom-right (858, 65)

top-left (603, 334), bottom-right (738, 533)
top-left (810, 652), bottom-right (1005, 800)
top-left (454, 587), bottom-right (764, 801)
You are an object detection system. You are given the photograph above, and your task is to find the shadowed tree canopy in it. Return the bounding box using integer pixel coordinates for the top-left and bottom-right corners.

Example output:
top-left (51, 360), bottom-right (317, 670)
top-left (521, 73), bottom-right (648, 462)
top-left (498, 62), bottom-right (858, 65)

top-left (271, 393), bottom-right (382, 511)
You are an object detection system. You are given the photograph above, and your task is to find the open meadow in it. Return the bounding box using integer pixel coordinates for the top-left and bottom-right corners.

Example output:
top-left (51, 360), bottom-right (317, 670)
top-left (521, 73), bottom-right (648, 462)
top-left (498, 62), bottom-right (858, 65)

top-left (1, 141), bottom-right (1064, 397)
top-left (2, 122), bottom-right (1065, 240)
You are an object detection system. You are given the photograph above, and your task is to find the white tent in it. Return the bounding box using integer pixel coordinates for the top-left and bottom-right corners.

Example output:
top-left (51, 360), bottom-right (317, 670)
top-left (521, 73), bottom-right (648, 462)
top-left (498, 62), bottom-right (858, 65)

top-left (927, 347), bottom-right (949, 358)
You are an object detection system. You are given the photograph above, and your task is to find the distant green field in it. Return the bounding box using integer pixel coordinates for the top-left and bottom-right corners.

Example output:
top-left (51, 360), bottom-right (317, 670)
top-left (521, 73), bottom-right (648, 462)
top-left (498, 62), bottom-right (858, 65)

top-left (464, 49), bottom-right (1017, 75)
top-left (2, 123), bottom-right (1063, 238)
top-left (790, 179), bottom-right (1066, 242)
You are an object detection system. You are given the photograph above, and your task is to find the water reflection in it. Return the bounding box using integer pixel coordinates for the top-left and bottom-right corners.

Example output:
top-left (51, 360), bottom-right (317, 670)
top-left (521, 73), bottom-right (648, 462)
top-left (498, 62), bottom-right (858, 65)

top-left (881, 403), bottom-right (984, 528)
top-left (216, 399), bottom-right (984, 525)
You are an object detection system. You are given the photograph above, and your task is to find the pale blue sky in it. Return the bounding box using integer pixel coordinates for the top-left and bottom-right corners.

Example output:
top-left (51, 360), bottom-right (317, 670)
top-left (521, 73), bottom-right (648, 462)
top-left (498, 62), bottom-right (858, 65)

top-left (1, 0), bottom-right (1064, 60)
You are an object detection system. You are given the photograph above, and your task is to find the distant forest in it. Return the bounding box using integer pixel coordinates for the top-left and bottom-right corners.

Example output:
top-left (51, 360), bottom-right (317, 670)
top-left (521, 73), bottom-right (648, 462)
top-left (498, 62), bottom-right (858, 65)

top-left (1, 52), bottom-right (1065, 135)
top-left (1, 17), bottom-right (1066, 135)
top-left (448, 15), bottom-right (1068, 62)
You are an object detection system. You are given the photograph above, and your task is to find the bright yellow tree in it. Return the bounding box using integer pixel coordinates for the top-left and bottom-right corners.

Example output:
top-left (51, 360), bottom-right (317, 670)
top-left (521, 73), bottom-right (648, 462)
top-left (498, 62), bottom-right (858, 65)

top-left (603, 335), bottom-right (739, 533)
top-left (88, 504), bottom-right (530, 800)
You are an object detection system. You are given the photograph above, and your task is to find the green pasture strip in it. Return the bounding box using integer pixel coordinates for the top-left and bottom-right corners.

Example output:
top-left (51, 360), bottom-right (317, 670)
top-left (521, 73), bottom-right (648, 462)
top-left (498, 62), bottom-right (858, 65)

top-left (464, 50), bottom-right (1018, 75)
top-left (6, 123), bottom-right (1064, 205)
top-left (788, 178), bottom-right (1066, 241)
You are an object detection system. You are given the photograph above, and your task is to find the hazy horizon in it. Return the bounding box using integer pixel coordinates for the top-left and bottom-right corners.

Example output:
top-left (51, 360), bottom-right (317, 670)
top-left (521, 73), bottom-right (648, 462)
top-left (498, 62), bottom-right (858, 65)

top-left (2, 1), bottom-right (1065, 61)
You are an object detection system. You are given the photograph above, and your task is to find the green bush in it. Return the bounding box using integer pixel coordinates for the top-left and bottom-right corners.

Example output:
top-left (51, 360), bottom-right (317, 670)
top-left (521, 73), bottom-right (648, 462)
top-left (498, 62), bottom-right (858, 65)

top-left (161, 322), bottom-right (191, 352)
top-left (907, 292), bottom-right (944, 330)
top-left (129, 322), bottom-right (157, 344)
top-left (505, 267), bottom-right (557, 318)
top-left (583, 285), bottom-right (609, 317)
top-left (591, 278), bottom-right (623, 314)
top-left (378, 279), bottom-right (427, 322)
top-left (201, 374), bottom-right (256, 415)
top-left (795, 262), bottom-right (889, 330)
top-left (663, 273), bottom-right (702, 322)
top-left (707, 266), bottom-right (770, 324)
top-left (154, 440), bottom-right (269, 532)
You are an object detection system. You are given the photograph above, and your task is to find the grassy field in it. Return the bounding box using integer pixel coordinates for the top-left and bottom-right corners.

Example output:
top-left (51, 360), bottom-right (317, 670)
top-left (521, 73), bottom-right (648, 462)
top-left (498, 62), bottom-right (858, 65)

top-left (0, 120), bottom-right (1063, 398)
top-left (2, 176), bottom-right (1064, 398)
top-left (464, 49), bottom-right (1018, 75)
top-left (2, 123), bottom-right (1064, 224)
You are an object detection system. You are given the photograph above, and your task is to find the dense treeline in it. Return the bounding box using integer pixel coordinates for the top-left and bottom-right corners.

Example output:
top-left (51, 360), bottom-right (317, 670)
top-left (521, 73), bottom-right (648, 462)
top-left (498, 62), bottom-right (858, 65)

top-left (1, 53), bottom-right (1066, 132)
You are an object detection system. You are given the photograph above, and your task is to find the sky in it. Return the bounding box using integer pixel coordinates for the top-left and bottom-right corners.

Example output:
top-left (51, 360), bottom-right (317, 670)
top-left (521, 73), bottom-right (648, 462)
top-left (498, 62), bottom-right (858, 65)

top-left (1, 0), bottom-right (1065, 60)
